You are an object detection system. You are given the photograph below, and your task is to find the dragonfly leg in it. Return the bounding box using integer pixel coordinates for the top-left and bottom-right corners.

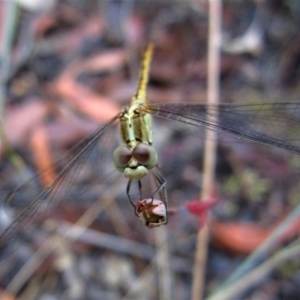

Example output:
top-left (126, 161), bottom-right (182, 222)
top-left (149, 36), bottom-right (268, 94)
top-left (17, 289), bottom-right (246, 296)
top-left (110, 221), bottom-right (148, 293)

top-left (138, 180), bottom-right (142, 200)
top-left (126, 179), bottom-right (138, 216)
top-left (151, 169), bottom-right (168, 224)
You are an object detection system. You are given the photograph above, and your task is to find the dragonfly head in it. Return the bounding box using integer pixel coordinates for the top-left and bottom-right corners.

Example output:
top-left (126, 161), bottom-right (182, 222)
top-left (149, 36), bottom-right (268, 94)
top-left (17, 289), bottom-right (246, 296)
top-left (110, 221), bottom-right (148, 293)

top-left (113, 143), bottom-right (158, 179)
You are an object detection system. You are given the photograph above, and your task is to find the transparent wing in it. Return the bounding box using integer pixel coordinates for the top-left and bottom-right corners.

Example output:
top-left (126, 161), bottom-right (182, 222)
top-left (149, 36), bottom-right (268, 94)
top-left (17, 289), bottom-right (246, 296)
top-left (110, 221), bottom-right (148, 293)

top-left (146, 102), bottom-right (300, 154)
top-left (0, 116), bottom-right (119, 257)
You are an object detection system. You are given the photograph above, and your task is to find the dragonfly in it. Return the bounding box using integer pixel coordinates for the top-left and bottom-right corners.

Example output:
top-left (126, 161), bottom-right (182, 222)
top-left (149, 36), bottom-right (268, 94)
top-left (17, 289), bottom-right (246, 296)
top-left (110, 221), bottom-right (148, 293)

top-left (2, 43), bottom-right (300, 254)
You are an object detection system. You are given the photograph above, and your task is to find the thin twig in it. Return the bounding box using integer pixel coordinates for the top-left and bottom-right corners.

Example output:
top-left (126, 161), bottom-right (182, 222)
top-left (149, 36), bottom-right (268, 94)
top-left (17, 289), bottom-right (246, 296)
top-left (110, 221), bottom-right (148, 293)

top-left (60, 221), bottom-right (191, 273)
top-left (209, 200), bottom-right (300, 298)
top-left (0, 1), bottom-right (18, 121)
top-left (3, 188), bottom-right (117, 296)
top-left (206, 239), bottom-right (300, 300)
top-left (191, 0), bottom-right (222, 299)
top-left (45, 220), bottom-right (85, 300)
top-left (154, 226), bottom-right (173, 300)
top-left (123, 228), bottom-right (173, 300)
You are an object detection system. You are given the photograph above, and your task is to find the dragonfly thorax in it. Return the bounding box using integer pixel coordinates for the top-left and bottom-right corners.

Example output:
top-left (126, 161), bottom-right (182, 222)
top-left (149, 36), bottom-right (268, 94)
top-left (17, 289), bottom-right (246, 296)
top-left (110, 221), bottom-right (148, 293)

top-left (114, 100), bottom-right (157, 180)
top-left (119, 102), bottom-right (153, 147)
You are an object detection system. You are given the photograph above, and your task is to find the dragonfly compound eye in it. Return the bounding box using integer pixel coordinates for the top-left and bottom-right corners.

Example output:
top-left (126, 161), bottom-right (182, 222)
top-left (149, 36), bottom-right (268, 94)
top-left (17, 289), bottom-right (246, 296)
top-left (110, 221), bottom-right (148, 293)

top-left (132, 143), bottom-right (157, 169)
top-left (113, 146), bottom-right (132, 172)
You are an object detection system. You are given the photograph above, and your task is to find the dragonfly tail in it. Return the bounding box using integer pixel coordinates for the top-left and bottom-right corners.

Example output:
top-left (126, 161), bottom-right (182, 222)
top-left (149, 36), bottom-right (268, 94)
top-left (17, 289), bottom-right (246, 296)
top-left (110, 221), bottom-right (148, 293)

top-left (133, 43), bottom-right (153, 103)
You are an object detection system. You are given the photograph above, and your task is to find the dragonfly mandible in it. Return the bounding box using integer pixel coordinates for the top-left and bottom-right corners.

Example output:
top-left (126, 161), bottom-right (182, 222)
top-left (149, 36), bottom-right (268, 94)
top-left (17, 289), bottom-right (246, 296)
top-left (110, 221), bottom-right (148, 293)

top-left (2, 44), bottom-right (300, 253)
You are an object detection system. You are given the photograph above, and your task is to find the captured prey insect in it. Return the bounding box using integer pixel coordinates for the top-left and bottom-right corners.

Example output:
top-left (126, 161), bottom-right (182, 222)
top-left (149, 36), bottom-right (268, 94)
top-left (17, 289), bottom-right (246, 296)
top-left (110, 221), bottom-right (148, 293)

top-left (2, 44), bottom-right (300, 253)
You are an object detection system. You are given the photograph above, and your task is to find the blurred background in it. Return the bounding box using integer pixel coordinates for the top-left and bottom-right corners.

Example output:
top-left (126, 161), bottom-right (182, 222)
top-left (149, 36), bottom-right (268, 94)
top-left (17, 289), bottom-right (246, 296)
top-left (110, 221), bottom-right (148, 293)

top-left (1, 0), bottom-right (300, 299)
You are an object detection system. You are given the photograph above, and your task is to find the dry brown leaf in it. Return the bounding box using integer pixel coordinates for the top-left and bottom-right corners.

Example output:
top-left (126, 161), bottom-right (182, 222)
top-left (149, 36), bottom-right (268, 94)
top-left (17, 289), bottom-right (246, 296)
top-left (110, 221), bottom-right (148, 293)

top-left (53, 73), bottom-right (120, 122)
top-left (211, 214), bottom-right (300, 255)
top-left (29, 125), bottom-right (56, 187)
top-left (2, 100), bottom-right (49, 148)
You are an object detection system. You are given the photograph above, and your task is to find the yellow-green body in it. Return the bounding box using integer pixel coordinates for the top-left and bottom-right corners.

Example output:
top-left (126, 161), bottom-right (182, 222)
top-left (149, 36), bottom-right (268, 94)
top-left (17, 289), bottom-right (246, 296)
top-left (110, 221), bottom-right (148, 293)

top-left (114, 44), bottom-right (157, 180)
